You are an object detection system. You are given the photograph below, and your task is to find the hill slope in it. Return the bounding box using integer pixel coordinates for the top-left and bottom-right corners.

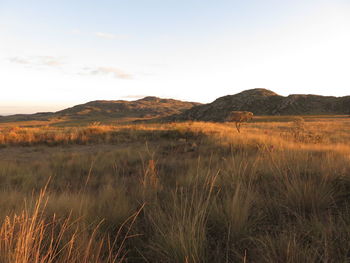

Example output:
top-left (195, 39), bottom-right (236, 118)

top-left (1, 89), bottom-right (349, 125)
top-left (169, 89), bottom-right (350, 122)
top-left (56, 97), bottom-right (200, 119)
top-left (0, 97), bottom-right (200, 124)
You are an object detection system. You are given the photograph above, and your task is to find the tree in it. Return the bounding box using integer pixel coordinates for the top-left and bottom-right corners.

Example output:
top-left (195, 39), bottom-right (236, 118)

top-left (226, 111), bottom-right (254, 133)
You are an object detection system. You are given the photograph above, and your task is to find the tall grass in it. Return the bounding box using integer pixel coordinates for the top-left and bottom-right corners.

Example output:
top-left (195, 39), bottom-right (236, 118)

top-left (0, 189), bottom-right (144, 263)
top-left (147, 169), bottom-right (218, 263)
top-left (0, 119), bottom-right (350, 262)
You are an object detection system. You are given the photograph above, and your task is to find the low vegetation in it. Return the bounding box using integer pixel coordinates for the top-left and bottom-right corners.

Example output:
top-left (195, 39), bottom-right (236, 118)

top-left (0, 116), bottom-right (349, 262)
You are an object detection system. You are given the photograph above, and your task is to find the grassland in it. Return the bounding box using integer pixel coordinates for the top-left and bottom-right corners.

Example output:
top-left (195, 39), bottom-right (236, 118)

top-left (0, 117), bottom-right (349, 262)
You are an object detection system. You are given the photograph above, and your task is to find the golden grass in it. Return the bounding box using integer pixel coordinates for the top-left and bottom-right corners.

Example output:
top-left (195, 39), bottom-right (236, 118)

top-left (0, 187), bottom-right (144, 263)
top-left (0, 117), bottom-right (350, 262)
top-left (0, 118), bottom-right (349, 145)
top-left (1, 120), bottom-right (350, 170)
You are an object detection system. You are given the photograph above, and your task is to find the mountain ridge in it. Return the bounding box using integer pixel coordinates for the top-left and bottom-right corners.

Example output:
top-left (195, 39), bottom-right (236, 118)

top-left (167, 88), bottom-right (350, 122)
top-left (0, 97), bottom-right (200, 123)
top-left (1, 90), bottom-right (349, 124)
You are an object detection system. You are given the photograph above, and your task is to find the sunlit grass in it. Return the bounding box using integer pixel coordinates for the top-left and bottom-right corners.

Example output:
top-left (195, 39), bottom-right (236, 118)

top-left (0, 117), bottom-right (350, 262)
top-left (0, 187), bottom-right (144, 263)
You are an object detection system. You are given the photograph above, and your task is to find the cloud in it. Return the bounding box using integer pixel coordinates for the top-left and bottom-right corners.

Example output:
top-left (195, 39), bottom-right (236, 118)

top-left (8, 56), bottom-right (62, 67)
top-left (70, 29), bottom-right (81, 35)
top-left (37, 56), bottom-right (62, 67)
top-left (121, 95), bottom-right (148, 100)
top-left (8, 56), bottom-right (132, 80)
top-left (8, 57), bottom-right (31, 64)
top-left (94, 32), bottom-right (128, 40)
top-left (85, 67), bottom-right (133, 79)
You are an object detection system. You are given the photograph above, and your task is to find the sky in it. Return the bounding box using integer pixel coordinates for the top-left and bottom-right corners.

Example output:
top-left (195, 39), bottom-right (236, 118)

top-left (1, 0), bottom-right (350, 114)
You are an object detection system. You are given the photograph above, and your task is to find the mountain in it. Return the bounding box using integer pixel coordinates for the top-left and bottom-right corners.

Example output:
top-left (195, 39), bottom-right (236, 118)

top-left (0, 97), bottom-right (200, 124)
top-left (169, 89), bottom-right (350, 122)
top-left (55, 97), bottom-right (200, 119)
top-left (1, 89), bottom-right (349, 125)
top-left (0, 112), bottom-right (54, 123)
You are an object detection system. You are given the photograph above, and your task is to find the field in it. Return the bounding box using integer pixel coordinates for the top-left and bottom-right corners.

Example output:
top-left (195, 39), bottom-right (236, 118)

top-left (0, 116), bottom-right (350, 262)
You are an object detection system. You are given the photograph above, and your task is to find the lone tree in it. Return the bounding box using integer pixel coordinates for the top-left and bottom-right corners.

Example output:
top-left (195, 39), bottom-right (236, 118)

top-left (226, 111), bottom-right (254, 133)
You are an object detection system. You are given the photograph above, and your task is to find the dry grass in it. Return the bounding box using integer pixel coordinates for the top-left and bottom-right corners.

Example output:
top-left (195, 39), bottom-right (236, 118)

top-left (0, 187), bottom-right (144, 263)
top-left (0, 117), bottom-right (350, 262)
top-left (1, 118), bottom-right (350, 148)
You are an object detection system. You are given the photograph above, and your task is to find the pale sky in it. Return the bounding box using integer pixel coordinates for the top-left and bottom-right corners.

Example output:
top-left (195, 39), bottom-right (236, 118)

top-left (1, 0), bottom-right (350, 114)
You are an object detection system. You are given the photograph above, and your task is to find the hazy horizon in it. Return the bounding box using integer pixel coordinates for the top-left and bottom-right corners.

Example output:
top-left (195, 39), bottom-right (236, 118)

top-left (1, 0), bottom-right (350, 114)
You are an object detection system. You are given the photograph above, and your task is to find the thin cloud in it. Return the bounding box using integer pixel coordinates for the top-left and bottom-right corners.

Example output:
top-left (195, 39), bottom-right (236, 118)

top-left (8, 57), bottom-right (31, 64)
top-left (121, 95), bottom-right (148, 99)
top-left (94, 32), bottom-right (129, 40)
top-left (85, 67), bottom-right (133, 79)
top-left (70, 29), bottom-right (81, 35)
top-left (8, 56), bottom-right (132, 80)
top-left (36, 56), bottom-right (62, 67)
top-left (8, 56), bottom-right (62, 67)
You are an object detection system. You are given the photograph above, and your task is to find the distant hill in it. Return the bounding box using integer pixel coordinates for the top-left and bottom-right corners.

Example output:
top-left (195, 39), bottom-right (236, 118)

top-left (55, 97), bottom-right (200, 119)
top-left (168, 89), bottom-right (350, 122)
top-left (0, 112), bottom-right (54, 123)
top-left (1, 89), bottom-right (349, 125)
top-left (0, 97), bottom-right (200, 124)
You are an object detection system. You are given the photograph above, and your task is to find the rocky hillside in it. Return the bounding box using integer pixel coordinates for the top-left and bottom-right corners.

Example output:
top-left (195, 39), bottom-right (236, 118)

top-left (0, 97), bottom-right (200, 123)
top-left (169, 89), bottom-right (350, 122)
top-left (2, 89), bottom-right (349, 124)
top-left (56, 97), bottom-right (200, 119)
